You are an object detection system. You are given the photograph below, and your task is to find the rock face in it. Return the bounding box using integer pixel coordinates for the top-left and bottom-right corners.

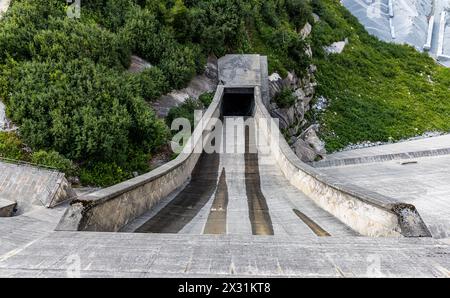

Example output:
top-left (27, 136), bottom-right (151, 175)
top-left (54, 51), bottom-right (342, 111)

top-left (324, 38), bottom-right (349, 54)
top-left (0, 100), bottom-right (14, 132)
top-left (268, 61), bottom-right (325, 161)
top-left (128, 55), bottom-right (152, 73)
top-left (300, 22), bottom-right (312, 39)
top-left (152, 55), bottom-right (219, 118)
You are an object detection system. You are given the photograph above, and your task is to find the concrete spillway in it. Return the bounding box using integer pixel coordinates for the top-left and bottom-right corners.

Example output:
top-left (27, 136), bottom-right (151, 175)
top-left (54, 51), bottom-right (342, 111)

top-left (1, 55), bottom-right (448, 277)
top-left (131, 114), bottom-right (356, 236)
top-left (57, 55), bottom-right (431, 238)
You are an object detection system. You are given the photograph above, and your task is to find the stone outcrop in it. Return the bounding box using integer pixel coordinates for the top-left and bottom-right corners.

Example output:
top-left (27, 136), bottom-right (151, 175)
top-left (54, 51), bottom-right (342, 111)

top-left (0, 100), bottom-right (15, 132)
top-left (152, 55), bottom-right (219, 118)
top-left (128, 55), bottom-right (152, 73)
top-left (268, 64), bottom-right (324, 162)
top-left (300, 22), bottom-right (312, 39)
top-left (324, 38), bottom-right (349, 54)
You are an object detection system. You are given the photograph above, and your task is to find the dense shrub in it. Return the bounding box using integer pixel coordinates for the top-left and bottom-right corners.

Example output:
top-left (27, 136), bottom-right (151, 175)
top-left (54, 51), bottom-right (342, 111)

top-left (80, 162), bottom-right (131, 187)
top-left (199, 92), bottom-right (214, 107)
top-left (122, 7), bottom-right (174, 64)
top-left (30, 18), bottom-right (130, 69)
top-left (31, 150), bottom-right (76, 176)
top-left (159, 44), bottom-right (197, 89)
top-left (274, 88), bottom-right (296, 108)
top-left (0, 132), bottom-right (25, 160)
top-left (131, 67), bottom-right (169, 102)
top-left (166, 98), bottom-right (204, 131)
top-left (3, 58), bottom-right (168, 164)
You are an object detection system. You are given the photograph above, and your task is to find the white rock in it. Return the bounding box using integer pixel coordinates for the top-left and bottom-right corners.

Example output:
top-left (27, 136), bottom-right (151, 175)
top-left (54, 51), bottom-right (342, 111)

top-left (300, 22), bottom-right (312, 39)
top-left (324, 38), bottom-right (349, 54)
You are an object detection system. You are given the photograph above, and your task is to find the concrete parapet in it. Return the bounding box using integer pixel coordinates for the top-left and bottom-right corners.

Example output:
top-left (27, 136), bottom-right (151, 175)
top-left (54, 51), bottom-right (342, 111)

top-left (312, 147), bottom-right (450, 168)
top-left (57, 87), bottom-right (225, 232)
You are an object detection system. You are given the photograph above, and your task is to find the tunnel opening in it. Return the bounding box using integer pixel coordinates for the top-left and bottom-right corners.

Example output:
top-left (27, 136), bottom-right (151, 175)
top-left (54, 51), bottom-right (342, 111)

top-left (221, 88), bottom-right (255, 117)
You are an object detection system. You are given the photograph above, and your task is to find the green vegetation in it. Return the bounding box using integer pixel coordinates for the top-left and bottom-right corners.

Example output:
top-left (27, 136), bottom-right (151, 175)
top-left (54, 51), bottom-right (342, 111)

top-left (310, 0), bottom-right (450, 152)
top-left (0, 0), bottom-right (448, 186)
top-left (166, 98), bottom-right (205, 131)
top-left (0, 0), bottom-right (314, 187)
top-left (0, 132), bottom-right (25, 160)
top-left (30, 150), bottom-right (76, 176)
top-left (199, 92), bottom-right (215, 108)
top-left (274, 88), bottom-right (297, 108)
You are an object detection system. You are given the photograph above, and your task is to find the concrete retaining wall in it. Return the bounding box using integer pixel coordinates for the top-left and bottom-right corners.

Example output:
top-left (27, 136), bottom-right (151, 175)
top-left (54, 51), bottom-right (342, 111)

top-left (253, 87), bottom-right (431, 237)
top-left (57, 55), bottom-right (431, 237)
top-left (0, 160), bottom-right (75, 214)
top-left (57, 86), bottom-right (225, 232)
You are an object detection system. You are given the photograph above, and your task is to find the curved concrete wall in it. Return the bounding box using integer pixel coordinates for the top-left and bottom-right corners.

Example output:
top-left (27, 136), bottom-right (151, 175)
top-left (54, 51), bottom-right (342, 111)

top-left (57, 86), bottom-right (225, 232)
top-left (253, 87), bottom-right (431, 237)
top-left (58, 82), bottom-right (430, 237)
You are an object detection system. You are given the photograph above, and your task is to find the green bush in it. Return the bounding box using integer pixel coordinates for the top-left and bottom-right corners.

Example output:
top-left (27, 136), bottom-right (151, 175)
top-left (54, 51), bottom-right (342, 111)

top-left (274, 88), bottom-right (296, 108)
top-left (166, 98), bottom-right (204, 132)
top-left (0, 132), bottom-right (25, 160)
top-left (31, 150), bottom-right (77, 176)
top-left (80, 162), bottom-right (131, 187)
top-left (199, 92), bottom-right (214, 108)
top-left (3, 58), bottom-right (168, 164)
top-left (159, 44), bottom-right (197, 89)
top-left (30, 18), bottom-right (130, 69)
top-left (122, 7), bottom-right (174, 64)
top-left (132, 67), bottom-right (169, 102)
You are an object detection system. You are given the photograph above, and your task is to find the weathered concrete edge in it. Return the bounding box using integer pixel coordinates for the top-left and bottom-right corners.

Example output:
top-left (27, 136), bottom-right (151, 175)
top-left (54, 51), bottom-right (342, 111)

top-left (253, 87), bottom-right (431, 237)
top-left (56, 86), bottom-right (225, 232)
top-left (0, 199), bottom-right (16, 217)
top-left (311, 148), bottom-right (450, 168)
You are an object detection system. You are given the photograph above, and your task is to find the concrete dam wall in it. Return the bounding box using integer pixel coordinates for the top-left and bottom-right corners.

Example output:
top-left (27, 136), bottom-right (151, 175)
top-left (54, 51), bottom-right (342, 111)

top-left (57, 55), bottom-right (431, 238)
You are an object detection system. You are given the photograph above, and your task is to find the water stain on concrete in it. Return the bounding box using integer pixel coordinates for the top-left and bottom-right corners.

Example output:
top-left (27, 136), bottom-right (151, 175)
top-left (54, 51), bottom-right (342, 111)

top-left (203, 168), bottom-right (229, 234)
top-left (245, 126), bottom-right (274, 235)
top-left (135, 152), bottom-right (220, 233)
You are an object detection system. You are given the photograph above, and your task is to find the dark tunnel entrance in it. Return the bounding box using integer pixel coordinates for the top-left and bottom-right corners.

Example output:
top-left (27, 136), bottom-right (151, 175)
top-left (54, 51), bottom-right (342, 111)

top-left (221, 88), bottom-right (255, 117)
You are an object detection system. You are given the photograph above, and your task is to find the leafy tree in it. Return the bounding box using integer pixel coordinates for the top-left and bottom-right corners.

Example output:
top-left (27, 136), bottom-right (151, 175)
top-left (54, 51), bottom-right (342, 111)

top-left (31, 18), bottom-right (130, 69)
top-left (3, 58), bottom-right (168, 164)
top-left (159, 44), bottom-right (197, 89)
top-left (122, 7), bottom-right (175, 64)
top-left (131, 67), bottom-right (170, 102)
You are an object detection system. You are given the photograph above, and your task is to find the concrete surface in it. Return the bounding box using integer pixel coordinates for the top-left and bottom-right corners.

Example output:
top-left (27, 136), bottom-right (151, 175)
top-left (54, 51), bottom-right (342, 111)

top-left (343, 0), bottom-right (450, 67)
top-left (314, 134), bottom-right (450, 238)
top-left (0, 232), bottom-right (448, 277)
top-left (322, 134), bottom-right (450, 160)
top-left (126, 117), bottom-right (357, 237)
top-left (0, 161), bottom-right (75, 215)
top-left (218, 55), bottom-right (262, 87)
top-left (319, 154), bottom-right (450, 238)
top-left (0, 198), bottom-right (15, 217)
top-left (58, 54), bottom-right (431, 238)
top-left (2, 54), bottom-right (448, 277)
top-left (312, 134), bottom-right (450, 167)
